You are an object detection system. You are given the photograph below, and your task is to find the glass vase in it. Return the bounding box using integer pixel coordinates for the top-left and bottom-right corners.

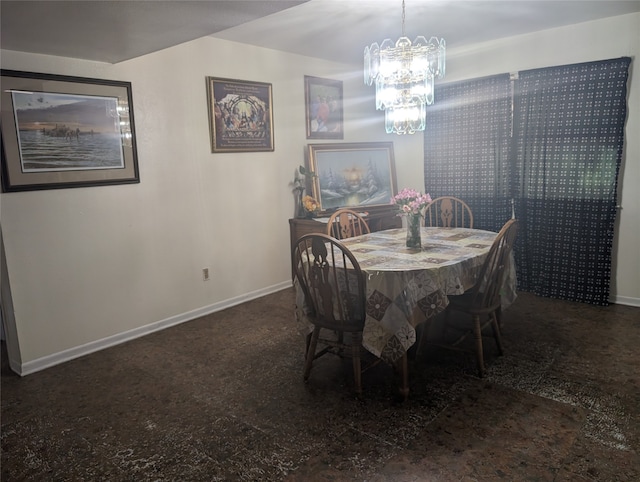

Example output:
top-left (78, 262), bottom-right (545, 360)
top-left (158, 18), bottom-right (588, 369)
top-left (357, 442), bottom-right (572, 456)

top-left (406, 214), bottom-right (422, 249)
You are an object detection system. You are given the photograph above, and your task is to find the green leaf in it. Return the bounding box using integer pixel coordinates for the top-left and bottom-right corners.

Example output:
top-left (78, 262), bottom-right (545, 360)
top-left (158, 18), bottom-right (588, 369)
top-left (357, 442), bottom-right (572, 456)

top-left (299, 165), bottom-right (316, 177)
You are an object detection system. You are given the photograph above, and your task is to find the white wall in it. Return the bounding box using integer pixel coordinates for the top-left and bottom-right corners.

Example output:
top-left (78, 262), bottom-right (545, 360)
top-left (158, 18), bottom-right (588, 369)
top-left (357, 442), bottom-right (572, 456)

top-left (0, 36), bottom-right (423, 373)
top-left (1, 12), bottom-right (638, 374)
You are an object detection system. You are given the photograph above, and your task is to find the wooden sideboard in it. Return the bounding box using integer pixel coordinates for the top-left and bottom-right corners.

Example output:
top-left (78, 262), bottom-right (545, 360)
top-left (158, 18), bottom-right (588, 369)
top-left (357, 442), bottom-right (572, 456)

top-left (289, 207), bottom-right (401, 277)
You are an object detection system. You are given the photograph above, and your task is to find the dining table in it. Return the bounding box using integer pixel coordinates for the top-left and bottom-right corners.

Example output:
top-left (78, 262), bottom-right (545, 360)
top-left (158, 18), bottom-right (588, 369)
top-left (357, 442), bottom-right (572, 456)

top-left (295, 226), bottom-right (517, 399)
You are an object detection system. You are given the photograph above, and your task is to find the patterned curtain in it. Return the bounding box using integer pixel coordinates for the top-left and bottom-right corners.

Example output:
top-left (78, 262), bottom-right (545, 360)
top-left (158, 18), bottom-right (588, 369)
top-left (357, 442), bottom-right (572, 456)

top-left (424, 57), bottom-right (631, 305)
top-left (424, 74), bottom-right (512, 233)
top-left (513, 58), bottom-right (631, 305)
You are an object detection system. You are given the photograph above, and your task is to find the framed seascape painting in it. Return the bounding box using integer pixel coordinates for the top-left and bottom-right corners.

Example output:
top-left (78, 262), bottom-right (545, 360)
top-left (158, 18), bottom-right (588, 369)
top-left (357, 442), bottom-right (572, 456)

top-left (0, 70), bottom-right (139, 192)
top-left (304, 75), bottom-right (343, 139)
top-left (308, 142), bottom-right (397, 212)
top-left (206, 76), bottom-right (274, 153)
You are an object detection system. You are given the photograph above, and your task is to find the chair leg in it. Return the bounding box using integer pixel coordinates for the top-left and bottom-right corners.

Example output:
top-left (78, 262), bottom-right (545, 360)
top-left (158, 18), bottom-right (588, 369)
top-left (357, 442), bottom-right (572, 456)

top-left (398, 353), bottom-right (409, 401)
top-left (351, 332), bottom-right (362, 395)
top-left (303, 327), bottom-right (321, 382)
top-left (413, 322), bottom-right (426, 358)
top-left (473, 314), bottom-right (485, 377)
top-left (305, 331), bottom-right (312, 358)
top-left (490, 312), bottom-right (504, 355)
top-left (442, 306), bottom-right (452, 341)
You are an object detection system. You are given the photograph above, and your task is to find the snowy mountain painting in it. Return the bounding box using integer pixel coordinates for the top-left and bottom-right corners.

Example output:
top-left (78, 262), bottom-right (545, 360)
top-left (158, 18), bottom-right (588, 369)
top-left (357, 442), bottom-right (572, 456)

top-left (311, 143), bottom-right (396, 211)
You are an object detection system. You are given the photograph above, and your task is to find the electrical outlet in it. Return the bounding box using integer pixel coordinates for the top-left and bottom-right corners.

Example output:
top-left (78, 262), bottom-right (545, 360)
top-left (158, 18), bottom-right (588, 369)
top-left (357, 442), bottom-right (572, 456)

top-left (202, 268), bottom-right (210, 281)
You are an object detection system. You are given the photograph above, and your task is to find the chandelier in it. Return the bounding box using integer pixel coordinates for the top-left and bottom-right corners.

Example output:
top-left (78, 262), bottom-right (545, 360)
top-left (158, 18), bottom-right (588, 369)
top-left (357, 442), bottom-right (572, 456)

top-left (363, 0), bottom-right (446, 135)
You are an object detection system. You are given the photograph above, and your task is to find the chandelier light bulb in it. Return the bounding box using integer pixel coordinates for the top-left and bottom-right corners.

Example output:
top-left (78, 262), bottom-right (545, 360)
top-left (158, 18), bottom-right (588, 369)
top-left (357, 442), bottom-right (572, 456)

top-left (364, 1), bottom-right (445, 135)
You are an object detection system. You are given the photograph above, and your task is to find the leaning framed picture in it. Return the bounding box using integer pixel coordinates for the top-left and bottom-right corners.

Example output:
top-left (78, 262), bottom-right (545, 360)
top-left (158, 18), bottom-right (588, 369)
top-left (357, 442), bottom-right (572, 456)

top-left (308, 142), bottom-right (397, 212)
top-left (206, 76), bottom-right (274, 153)
top-left (304, 75), bottom-right (343, 139)
top-left (0, 69), bottom-right (139, 192)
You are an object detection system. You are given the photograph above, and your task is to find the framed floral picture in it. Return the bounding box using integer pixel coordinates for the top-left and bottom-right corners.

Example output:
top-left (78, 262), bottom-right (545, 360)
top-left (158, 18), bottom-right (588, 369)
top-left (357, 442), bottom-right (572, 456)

top-left (308, 142), bottom-right (397, 212)
top-left (304, 75), bottom-right (343, 139)
top-left (206, 76), bottom-right (274, 152)
top-left (0, 69), bottom-right (139, 192)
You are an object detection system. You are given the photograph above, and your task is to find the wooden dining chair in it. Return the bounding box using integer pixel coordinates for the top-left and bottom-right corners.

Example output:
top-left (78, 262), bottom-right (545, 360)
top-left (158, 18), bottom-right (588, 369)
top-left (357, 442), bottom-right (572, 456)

top-left (292, 233), bottom-right (377, 395)
top-left (423, 196), bottom-right (474, 228)
top-left (429, 219), bottom-right (519, 377)
top-left (326, 209), bottom-right (371, 239)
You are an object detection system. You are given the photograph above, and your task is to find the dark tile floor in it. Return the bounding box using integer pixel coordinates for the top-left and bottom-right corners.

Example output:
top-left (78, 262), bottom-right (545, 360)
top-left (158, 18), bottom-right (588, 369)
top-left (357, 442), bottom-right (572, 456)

top-left (2, 288), bottom-right (639, 481)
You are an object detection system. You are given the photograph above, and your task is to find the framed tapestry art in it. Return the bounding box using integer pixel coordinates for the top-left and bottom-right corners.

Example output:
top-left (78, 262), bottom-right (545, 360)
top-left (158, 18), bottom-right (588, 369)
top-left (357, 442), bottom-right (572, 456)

top-left (206, 77), bottom-right (274, 152)
top-left (308, 142), bottom-right (397, 212)
top-left (0, 70), bottom-right (139, 192)
top-left (304, 75), bottom-right (343, 139)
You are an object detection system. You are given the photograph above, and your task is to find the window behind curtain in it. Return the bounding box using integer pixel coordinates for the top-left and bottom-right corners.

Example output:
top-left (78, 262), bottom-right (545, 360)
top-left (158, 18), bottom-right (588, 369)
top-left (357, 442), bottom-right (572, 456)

top-left (423, 74), bottom-right (512, 233)
top-left (513, 58), bottom-right (631, 305)
top-left (424, 57), bottom-right (631, 305)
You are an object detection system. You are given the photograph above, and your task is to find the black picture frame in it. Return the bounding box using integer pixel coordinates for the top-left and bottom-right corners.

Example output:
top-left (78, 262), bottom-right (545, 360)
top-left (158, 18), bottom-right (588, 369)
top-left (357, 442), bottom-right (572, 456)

top-left (1, 69), bottom-right (139, 192)
top-left (206, 76), bottom-right (274, 153)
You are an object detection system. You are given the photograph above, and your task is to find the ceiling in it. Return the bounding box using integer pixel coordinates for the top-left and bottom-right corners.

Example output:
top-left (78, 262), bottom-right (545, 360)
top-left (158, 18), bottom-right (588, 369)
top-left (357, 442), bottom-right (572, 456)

top-left (1, 0), bottom-right (639, 65)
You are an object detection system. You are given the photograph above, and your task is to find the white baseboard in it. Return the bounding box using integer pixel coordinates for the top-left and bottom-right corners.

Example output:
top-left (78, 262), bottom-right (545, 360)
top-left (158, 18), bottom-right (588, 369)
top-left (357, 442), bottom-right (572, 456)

top-left (16, 281), bottom-right (292, 376)
top-left (11, 282), bottom-right (638, 376)
top-left (610, 295), bottom-right (640, 307)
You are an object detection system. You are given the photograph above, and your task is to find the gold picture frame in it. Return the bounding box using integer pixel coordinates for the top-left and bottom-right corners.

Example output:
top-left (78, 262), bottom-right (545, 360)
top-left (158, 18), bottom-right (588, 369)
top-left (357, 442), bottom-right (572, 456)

top-left (308, 142), bottom-right (397, 212)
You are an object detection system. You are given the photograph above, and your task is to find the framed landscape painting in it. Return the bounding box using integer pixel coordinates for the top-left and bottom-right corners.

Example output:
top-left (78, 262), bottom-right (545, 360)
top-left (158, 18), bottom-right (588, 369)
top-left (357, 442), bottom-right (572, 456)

top-left (308, 142), bottom-right (397, 212)
top-left (206, 76), bottom-right (274, 152)
top-left (0, 69), bottom-right (139, 192)
top-left (304, 75), bottom-right (343, 139)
